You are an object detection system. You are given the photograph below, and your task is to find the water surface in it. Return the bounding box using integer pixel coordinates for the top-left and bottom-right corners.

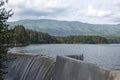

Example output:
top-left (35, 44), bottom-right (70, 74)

top-left (9, 44), bottom-right (120, 70)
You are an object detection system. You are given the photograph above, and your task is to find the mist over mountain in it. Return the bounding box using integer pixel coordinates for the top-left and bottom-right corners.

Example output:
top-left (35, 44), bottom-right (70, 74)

top-left (8, 19), bottom-right (120, 36)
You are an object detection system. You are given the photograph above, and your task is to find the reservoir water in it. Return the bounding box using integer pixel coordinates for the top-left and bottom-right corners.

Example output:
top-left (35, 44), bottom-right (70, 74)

top-left (9, 44), bottom-right (120, 70)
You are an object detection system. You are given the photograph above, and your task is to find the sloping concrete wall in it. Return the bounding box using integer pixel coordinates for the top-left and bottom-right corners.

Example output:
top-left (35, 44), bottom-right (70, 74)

top-left (53, 56), bottom-right (120, 80)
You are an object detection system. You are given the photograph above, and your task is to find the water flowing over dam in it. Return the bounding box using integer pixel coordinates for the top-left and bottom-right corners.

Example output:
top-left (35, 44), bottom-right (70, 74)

top-left (5, 54), bottom-right (55, 80)
top-left (5, 54), bottom-right (120, 80)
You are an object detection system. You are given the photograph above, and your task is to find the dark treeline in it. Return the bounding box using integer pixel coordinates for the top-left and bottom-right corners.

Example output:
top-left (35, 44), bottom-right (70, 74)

top-left (105, 35), bottom-right (120, 43)
top-left (13, 25), bottom-right (58, 46)
top-left (56, 35), bottom-right (108, 44)
top-left (11, 25), bottom-right (113, 46)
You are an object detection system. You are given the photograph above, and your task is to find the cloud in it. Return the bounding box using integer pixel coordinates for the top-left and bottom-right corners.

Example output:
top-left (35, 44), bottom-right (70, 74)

top-left (110, 13), bottom-right (120, 22)
top-left (6, 0), bottom-right (69, 21)
top-left (5, 0), bottom-right (120, 24)
top-left (19, 7), bottom-right (67, 17)
top-left (109, 1), bottom-right (120, 23)
top-left (86, 5), bottom-right (111, 17)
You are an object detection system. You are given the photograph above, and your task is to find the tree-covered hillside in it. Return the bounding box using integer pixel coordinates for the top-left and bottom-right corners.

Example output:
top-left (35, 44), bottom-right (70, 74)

top-left (13, 25), bottom-right (58, 46)
top-left (8, 19), bottom-right (120, 36)
top-left (11, 25), bottom-right (120, 45)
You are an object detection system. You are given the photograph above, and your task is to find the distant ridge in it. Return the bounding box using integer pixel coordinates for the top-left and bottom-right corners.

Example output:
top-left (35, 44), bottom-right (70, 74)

top-left (8, 19), bottom-right (120, 36)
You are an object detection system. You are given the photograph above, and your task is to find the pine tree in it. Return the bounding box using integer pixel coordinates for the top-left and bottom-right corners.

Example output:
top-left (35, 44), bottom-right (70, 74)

top-left (0, 0), bottom-right (13, 79)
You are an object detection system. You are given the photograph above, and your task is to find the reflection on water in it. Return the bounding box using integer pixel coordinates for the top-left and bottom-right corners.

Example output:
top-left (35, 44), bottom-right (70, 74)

top-left (9, 44), bottom-right (120, 70)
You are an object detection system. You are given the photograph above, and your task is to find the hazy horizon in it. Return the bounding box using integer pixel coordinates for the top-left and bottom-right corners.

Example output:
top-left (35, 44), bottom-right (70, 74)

top-left (8, 18), bottom-right (120, 25)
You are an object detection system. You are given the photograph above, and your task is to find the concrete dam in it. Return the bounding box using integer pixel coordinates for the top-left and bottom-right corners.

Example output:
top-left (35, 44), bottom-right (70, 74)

top-left (5, 54), bottom-right (120, 80)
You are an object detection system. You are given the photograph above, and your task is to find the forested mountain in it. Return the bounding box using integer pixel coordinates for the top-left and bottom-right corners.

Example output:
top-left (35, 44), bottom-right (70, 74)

top-left (8, 19), bottom-right (120, 36)
top-left (12, 25), bottom-right (111, 45)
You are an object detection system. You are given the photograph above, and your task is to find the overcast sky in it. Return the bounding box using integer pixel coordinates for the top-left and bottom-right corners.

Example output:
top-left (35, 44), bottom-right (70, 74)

top-left (5, 0), bottom-right (120, 24)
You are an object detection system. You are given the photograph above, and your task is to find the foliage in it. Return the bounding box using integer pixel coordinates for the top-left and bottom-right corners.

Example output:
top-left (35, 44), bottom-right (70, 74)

top-left (13, 25), bottom-right (27, 44)
top-left (56, 35), bottom-right (108, 44)
top-left (12, 25), bottom-right (109, 45)
top-left (104, 35), bottom-right (120, 43)
top-left (0, 0), bottom-right (13, 79)
top-left (26, 29), bottom-right (58, 44)
top-left (13, 25), bottom-right (58, 46)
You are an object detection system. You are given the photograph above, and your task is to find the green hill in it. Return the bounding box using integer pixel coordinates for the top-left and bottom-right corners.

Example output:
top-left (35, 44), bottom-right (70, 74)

top-left (8, 19), bottom-right (120, 36)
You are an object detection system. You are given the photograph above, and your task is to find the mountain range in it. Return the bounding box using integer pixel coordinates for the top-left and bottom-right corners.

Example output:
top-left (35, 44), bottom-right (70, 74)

top-left (8, 19), bottom-right (120, 36)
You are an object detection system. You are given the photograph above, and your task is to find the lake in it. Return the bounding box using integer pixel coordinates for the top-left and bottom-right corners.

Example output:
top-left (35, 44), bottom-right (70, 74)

top-left (9, 44), bottom-right (120, 70)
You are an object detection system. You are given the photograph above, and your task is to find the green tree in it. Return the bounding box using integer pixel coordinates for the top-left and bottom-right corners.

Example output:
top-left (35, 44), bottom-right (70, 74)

top-left (0, 0), bottom-right (13, 79)
top-left (13, 25), bottom-right (27, 45)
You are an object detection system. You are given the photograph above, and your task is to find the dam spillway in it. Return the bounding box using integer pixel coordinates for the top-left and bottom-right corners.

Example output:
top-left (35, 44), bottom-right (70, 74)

top-left (5, 54), bottom-right (120, 80)
top-left (5, 54), bottom-right (55, 80)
